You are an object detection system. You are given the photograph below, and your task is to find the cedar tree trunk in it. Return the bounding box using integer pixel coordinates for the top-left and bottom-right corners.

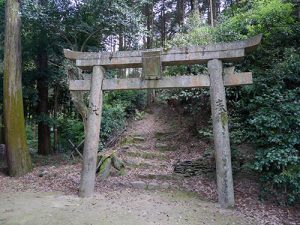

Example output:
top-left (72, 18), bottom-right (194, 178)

top-left (37, 49), bottom-right (51, 155)
top-left (3, 0), bottom-right (32, 176)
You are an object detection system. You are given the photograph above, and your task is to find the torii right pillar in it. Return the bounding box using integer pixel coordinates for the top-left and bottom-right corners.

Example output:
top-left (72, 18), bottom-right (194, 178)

top-left (208, 59), bottom-right (234, 208)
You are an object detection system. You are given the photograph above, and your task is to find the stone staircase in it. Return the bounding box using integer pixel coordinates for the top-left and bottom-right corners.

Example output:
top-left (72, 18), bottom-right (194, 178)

top-left (114, 131), bottom-right (180, 191)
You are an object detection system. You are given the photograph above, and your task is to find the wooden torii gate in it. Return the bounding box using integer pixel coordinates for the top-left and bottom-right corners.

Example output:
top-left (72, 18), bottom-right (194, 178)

top-left (64, 34), bottom-right (262, 208)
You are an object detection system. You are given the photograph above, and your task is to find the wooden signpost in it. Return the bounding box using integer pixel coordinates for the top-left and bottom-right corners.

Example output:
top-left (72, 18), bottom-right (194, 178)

top-left (64, 34), bottom-right (262, 208)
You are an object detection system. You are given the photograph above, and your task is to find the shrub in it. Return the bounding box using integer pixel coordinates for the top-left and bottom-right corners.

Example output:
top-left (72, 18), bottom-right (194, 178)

top-left (105, 90), bottom-right (146, 115)
top-left (246, 50), bottom-right (300, 204)
top-left (57, 114), bottom-right (84, 151)
top-left (101, 103), bottom-right (126, 142)
top-left (57, 90), bottom-right (146, 151)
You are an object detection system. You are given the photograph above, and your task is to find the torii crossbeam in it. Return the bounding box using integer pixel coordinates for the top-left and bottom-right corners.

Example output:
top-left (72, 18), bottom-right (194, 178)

top-left (64, 34), bottom-right (262, 208)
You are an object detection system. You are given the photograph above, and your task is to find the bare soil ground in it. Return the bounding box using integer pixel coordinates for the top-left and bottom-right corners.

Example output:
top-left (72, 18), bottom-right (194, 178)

top-left (0, 103), bottom-right (299, 225)
top-left (0, 190), bottom-right (254, 225)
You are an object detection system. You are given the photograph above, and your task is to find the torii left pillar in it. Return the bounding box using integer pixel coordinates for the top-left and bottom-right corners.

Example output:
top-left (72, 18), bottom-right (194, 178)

top-left (79, 66), bottom-right (104, 197)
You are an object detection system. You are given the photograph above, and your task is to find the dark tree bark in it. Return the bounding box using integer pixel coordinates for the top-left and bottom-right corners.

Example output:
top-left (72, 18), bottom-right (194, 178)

top-left (3, 0), bottom-right (32, 176)
top-left (160, 0), bottom-right (166, 48)
top-left (191, 0), bottom-right (200, 15)
top-left (119, 31), bottom-right (124, 51)
top-left (53, 86), bottom-right (59, 153)
top-left (190, 0), bottom-right (194, 11)
top-left (208, 0), bottom-right (221, 26)
top-left (145, 2), bottom-right (154, 49)
top-left (35, 0), bottom-right (51, 155)
top-left (293, 0), bottom-right (300, 19)
top-left (176, 0), bottom-right (185, 27)
top-left (209, 0), bottom-right (215, 26)
top-left (118, 29), bottom-right (126, 77)
top-left (37, 49), bottom-right (51, 155)
top-left (0, 115), bottom-right (4, 144)
top-left (144, 1), bottom-right (155, 105)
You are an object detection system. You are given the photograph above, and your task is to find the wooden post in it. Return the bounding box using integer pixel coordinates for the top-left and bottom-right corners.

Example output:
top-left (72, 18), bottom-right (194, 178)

top-left (208, 59), bottom-right (234, 208)
top-left (79, 66), bottom-right (104, 197)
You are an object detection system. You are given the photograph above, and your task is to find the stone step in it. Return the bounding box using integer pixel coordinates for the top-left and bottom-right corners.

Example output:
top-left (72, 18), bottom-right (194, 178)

top-left (137, 173), bottom-right (182, 181)
top-left (125, 151), bottom-right (166, 160)
top-left (155, 143), bottom-right (176, 152)
top-left (120, 135), bottom-right (146, 146)
top-left (119, 143), bottom-right (149, 151)
top-left (154, 131), bottom-right (178, 141)
top-left (122, 157), bottom-right (168, 168)
top-left (130, 180), bottom-right (171, 190)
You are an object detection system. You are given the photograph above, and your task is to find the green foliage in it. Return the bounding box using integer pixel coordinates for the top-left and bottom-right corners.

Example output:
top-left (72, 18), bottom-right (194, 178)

top-left (134, 109), bottom-right (146, 121)
top-left (101, 90), bottom-right (146, 146)
top-left (246, 50), bottom-right (300, 204)
top-left (165, 0), bottom-right (300, 204)
top-left (26, 124), bottom-right (38, 152)
top-left (217, 0), bottom-right (295, 41)
top-left (197, 128), bottom-right (213, 141)
top-left (105, 90), bottom-right (146, 115)
top-left (217, 0), bottom-right (300, 204)
top-left (56, 90), bottom-right (146, 151)
top-left (57, 114), bottom-right (85, 150)
top-left (167, 14), bottom-right (216, 47)
top-left (16, 0), bottom-right (147, 154)
top-left (101, 103), bottom-right (126, 142)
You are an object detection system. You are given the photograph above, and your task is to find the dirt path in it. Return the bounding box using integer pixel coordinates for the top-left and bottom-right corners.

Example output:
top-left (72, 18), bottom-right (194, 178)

top-left (0, 103), bottom-right (299, 225)
top-left (0, 190), bottom-right (254, 225)
top-left (101, 103), bottom-right (211, 190)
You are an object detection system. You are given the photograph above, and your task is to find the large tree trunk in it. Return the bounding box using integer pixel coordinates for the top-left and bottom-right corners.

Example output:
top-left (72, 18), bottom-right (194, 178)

top-left (0, 117), bottom-right (3, 144)
top-left (176, 0), bottom-right (185, 27)
top-left (209, 0), bottom-right (214, 26)
top-left (209, 0), bottom-right (220, 26)
top-left (191, 0), bottom-right (200, 16)
top-left (160, 0), bottom-right (166, 48)
top-left (53, 86), bottom-right (59, 153)
top-left (3, 0), bottom-right (32, 176)
top-left (145, 1), bottom-right (154, 106)
top-left (37, 49), bottom-right (51, 155)
top-left (145, 2), bottom-right (154, 49)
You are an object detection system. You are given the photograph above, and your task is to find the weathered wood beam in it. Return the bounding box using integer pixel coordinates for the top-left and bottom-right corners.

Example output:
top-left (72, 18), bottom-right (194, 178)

top-left (69, 73), bottom-right (252, 91)
top-left (64, 34), bottom-right (262, 70)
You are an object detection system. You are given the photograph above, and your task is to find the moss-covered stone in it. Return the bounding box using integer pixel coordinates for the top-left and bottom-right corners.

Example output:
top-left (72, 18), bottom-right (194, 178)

top-left (126, 151), bottom-right (166, 160)
top-left (120, 135), bottom-right (146, 146)
top-left (155, 143), bottom-right (176, 152)
top-left (138, 174), bottom-right (180, 181)
top-left (98, 157), bottom-right (112, 179)
top-left (154, 131), bottom-right (177, 140)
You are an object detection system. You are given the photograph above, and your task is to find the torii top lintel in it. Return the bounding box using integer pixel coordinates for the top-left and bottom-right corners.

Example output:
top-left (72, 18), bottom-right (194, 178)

top-left (64, 34), bottom-right (262, 70)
